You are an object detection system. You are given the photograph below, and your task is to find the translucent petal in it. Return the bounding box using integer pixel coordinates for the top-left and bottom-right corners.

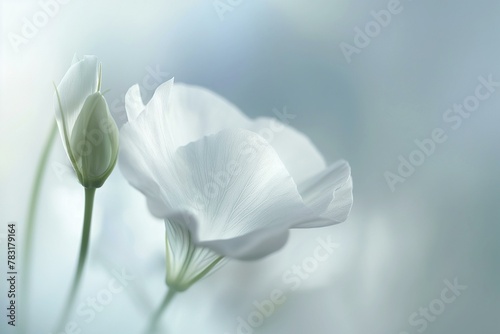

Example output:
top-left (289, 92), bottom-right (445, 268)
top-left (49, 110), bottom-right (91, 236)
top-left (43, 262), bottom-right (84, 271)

top-left (246, 117), bottom-right (326, 184)
top-left (164, 218), bottom-right (225, 291)
top-left (149, 129), bottom-right (320, 259)
top-left (120, 81), bottom-right (354, 262)
top-left (120, 79), bottom-right (250, 214)
top-left (54, 55), bottom-right (99, 154)
top-left (295, 160), bottom-right (353, 228)
top-left (119, 83), bottom-right (173, 216)
top-left (123, 79), bottom-right (252, 152)
top-left (124, 81), bottom-right (325, 184)
top-left (166, 83), bottom-right (252, 147)
top-left (124, 84), bottom-right (145, 122)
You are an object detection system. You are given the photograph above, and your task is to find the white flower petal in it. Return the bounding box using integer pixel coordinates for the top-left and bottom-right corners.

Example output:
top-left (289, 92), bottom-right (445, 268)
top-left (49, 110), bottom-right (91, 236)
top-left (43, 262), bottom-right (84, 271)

top-left (55, 55), bottom-right (99, 141)
top-left (164, 218), bottom-right (225, 291)
top-left (166, 83), bottom-right (252, 148)
top-left (246, 117), bottom-right (326, 184)
top-left (124, 84), bottom-right (145, 122)
top-left (155, 129), bottom-right (319, 259)
top-left (120, 81), bottom-right (354, 264)
top-left (125, 82), bottom-right (325, 185)
top-left (197, 224), bottom-right (291, 260)
top-left (119, 80), bottom-right (176, 216)
top-left (119, 121), bottom-right (166, 217)
top-left (125, 80), bottom-right (252, 150)
top-left (120, 80), bottom-right (252, 214)
top-left (295, 160), bottom-right (353, 228)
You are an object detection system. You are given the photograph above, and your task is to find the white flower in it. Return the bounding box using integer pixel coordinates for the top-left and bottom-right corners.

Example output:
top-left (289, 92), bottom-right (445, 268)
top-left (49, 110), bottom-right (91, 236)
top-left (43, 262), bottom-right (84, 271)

top-left (54, 55), bottom-right (119, 188)
top-left (119, 79), bottom-right (353, 291)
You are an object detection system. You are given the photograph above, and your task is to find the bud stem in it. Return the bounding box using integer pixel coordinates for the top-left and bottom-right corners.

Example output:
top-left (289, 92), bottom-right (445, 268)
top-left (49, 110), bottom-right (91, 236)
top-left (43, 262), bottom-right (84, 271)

top-left (55, 187), bottom-right (96, 331)
top-left (20, 121), bottom-right (58, 334)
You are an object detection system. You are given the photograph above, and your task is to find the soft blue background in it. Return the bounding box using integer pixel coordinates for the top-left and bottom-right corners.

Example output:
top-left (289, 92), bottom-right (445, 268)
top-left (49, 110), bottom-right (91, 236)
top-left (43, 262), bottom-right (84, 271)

top-left (1, 0), bottom-right (499, 333)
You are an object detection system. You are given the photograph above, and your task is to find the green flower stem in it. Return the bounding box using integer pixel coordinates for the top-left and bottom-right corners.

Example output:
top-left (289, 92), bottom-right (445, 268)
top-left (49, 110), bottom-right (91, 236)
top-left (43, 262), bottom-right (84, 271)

top-left (145, 289), bottom-right (177, 334)
top-left (20, 121), bottom-right (57, 333)
top-left (55, 187), bottom-right (96, 332)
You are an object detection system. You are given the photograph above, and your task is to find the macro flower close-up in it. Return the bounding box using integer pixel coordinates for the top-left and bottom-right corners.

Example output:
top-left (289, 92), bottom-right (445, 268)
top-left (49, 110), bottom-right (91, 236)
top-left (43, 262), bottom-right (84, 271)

top-left (2, 1), bottom-right (500, 334)
top-left (119, 79), bottom-right (353, 330)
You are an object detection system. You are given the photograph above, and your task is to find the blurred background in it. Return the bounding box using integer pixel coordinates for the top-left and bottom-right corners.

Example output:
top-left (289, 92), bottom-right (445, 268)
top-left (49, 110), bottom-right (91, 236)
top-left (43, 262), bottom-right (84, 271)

top-left (1, 0), bottom-right (499, 333)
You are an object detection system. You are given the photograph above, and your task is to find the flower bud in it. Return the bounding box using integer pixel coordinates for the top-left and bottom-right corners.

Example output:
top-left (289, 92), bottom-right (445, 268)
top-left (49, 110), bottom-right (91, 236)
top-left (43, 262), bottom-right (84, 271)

top-left (70, 92), bottom-right (119, 188)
